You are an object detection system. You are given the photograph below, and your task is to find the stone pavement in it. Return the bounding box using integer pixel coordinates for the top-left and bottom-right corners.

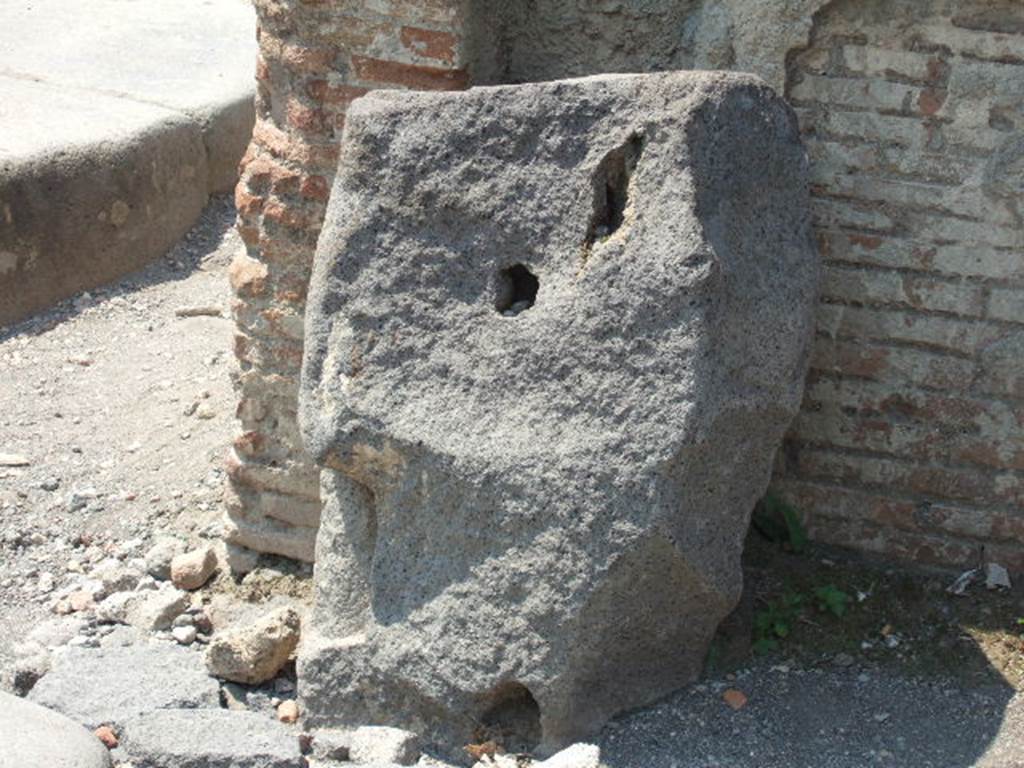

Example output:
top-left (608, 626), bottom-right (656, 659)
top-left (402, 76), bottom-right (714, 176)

top-left (0, 0), bottom-right (255, 325)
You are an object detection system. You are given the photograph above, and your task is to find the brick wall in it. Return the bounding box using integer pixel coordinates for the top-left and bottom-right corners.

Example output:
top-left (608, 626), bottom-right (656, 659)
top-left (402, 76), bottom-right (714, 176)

top-left (225, 0), bottom-right (1023, 572)
top-left (774, 0), bottom-right (1024, 570)
top-left (224, 0), bottom-right (470, 564)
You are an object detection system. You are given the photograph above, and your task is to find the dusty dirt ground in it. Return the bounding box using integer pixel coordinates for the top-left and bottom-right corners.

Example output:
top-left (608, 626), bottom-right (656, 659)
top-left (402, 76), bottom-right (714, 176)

top-left (0, 197), bottom-right (240, 676)
top-left (2, 197), bottom-right (1023, 766)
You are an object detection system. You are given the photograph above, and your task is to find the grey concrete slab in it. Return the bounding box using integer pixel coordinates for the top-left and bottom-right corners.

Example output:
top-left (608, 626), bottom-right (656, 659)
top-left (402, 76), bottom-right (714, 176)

top-left (0, 0), bottom-right (255, 326)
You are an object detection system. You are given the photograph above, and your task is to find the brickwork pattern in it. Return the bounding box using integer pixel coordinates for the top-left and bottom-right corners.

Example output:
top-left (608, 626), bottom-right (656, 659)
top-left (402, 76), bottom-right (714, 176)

top-left (226, 0), bottom-right (1024, 571)
top-left (225, 0), bottom-right (469, 562)
top-left (776, 0), bottom-right (1024, 569)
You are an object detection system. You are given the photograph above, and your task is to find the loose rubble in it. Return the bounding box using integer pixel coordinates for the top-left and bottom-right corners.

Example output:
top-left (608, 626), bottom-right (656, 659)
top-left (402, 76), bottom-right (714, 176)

top-left (205, 605), bottom-right (301, 684)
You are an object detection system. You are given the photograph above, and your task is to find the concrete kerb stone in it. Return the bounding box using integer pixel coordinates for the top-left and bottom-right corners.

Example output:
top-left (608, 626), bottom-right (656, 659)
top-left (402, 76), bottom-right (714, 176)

top-left (0, 0), bottom-right (256, 327)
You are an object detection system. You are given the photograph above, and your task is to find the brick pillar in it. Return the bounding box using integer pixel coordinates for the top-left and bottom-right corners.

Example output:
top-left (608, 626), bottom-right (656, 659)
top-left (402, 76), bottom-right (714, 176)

top-left (225, 0), bottom-right (471, 565)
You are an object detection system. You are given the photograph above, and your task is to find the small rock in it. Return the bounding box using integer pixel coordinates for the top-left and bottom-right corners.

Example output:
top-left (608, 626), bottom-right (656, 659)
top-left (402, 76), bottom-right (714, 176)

top-left (224, 543), bottom-right (261, 576)
top-left (131, 583), bottom-right (189, 631)
top-left (276, 699), bottom-right (299, 724)
top-left (91, 558), bottom-right (143, 596)
top-left (0, 453), bottom-right (30, 467)
top-left (94, 725), bottom-right (119, 748)
top-left (95, 591), bottom-right (137, 624)
top-left (311, 728), bottom-right (351, 761)
top-left (195, 404), bottom-right (217, 420)
top-left (172, 625), bottom-right (198, 645)
top-left (174, 305), bottom-right (223, 318)
top-left (170, 547), bottom-right (217, 590)
top-left (67, 487), bottom-right (99, 512)
top-left (833, 652), bottom-right (855, 667)
top-left (722, 688), bottom-right (748, 710)
top-left (69, 590), bottom-right (95, 613)
top-left (985, 562), bottom-right (1012, 590)
top-left (144, 537), bottom-right (187, 580)
top-left (40, 477), bottom-right (61, 492)
top-left (537, 743), bottom-right (601, 768)
top-left (350, 725), bottom-right (421, 766)
top-left (205, 606), bottom-right (301, 684)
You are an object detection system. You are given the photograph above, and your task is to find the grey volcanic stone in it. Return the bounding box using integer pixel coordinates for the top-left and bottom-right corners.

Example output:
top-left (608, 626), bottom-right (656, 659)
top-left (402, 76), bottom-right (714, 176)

top-left (28, 643), bottom-right (220, 729)
top-left (299, 71), bottom-right (818, 753)
top-left (1, 691), bottom-right (112, 768)
top-left (349, 726), bottom-right (421, 765)
top-left (120, 709), bottom-right (303, 768)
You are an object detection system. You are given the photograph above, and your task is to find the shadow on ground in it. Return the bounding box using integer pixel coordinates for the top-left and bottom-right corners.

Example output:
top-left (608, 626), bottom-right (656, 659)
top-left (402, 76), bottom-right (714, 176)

top-left (0, 195), bottom-right (237, 343)
top-left (597, 534), bottom-right (1023, 768)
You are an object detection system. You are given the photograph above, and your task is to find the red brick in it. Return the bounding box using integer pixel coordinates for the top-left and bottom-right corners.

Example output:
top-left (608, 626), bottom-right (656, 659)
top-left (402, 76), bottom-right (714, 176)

top-left (234, 187), bottom-right (264, 217)
top-left (350, 55), bottom-right (468, 90)
top-left (229, 254), bottom-right (269, 298)
top-left (400, 26), bottom-right (458, 63)
top-left (286, 99), bottom-right (329, 135)
top-left (300, 174), bottom-right (330, 201)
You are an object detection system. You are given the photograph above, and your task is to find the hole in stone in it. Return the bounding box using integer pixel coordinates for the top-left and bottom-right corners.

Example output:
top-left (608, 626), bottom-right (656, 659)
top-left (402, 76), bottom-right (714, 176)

top-left (585, 131), bottom-right (644, 248)
top-left (475, 681), bottom-right (542, 754)
top-left (495, 263), bottom-right (539, 316)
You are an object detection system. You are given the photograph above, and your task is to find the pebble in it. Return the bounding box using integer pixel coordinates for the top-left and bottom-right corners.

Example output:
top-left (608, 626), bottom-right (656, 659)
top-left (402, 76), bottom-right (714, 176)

top-left (722, 689), bottom-right (748, 710)
top-left (0, 453), bottom-right (30, 467)
top-left (276, 699), bottom-right (299, 724)
top-left (144, 537), bottom-right (187, 580)
top-left (833, 652), bottom-right (855, 667)
top-left (172, 625), bottom-right (198, 645)
top-left (68, 590), bottom-right (94, 613)
top-left (94, 725), bottom-right (119, 748)
top-left (67, 487), bottom-right (99, 512)
top-left (170, 546), bottom-right (217, 591)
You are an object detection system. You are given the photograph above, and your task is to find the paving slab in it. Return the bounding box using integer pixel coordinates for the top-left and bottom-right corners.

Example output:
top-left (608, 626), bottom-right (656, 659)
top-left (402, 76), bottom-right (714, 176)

top-left (0, 0), bottom-right (255, 326)
top-left (28, 642), bottom-right (221, 730)
top-left (120, 708), bottom-right (304, 768)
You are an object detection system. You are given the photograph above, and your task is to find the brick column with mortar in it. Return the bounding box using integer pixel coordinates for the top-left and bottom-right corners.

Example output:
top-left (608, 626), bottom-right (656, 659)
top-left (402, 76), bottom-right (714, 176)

top-left (225, 0), bottom-right (470, 566)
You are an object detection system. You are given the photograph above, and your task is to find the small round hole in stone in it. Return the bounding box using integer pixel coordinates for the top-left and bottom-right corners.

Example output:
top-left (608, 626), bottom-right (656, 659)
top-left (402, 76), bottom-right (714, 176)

top-left (495, 264), bottom-right (539, 317)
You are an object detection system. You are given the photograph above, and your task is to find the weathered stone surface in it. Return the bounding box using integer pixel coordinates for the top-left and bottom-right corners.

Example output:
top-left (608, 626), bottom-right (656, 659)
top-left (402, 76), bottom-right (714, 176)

top-left (1, 691), bottom-right (112, 768)
top-left (28, 643), bottom-right (220, 729)
top-left (96, 582), bottom-right (190, 631)
top-left (472, 743), bottom-right (599, 768)
top-left (205, 606), bottom-right (301, 684)
top-left (298, 72), bottom-right (817, 752)
top-left (120, 709), bottom-right (303, 768)
top-left (349, 726), bottom-right (421, 766)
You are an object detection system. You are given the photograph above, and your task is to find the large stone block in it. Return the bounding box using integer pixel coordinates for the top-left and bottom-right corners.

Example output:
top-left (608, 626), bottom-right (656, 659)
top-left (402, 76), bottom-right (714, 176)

top-left (298, 71), bottom-right (818, 754)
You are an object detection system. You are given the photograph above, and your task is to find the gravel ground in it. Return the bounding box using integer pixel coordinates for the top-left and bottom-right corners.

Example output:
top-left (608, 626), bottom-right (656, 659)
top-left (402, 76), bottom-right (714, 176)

top-left (1, 195), bottom-right (1022, 766)
top-left (0, 196), bottom-right (238, 679)
top-left (599, 659), bottom-right (1023, 768)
